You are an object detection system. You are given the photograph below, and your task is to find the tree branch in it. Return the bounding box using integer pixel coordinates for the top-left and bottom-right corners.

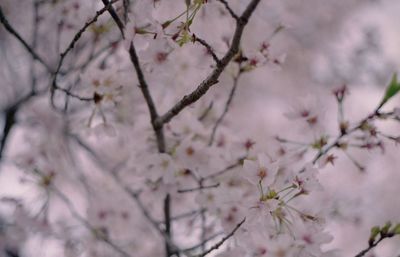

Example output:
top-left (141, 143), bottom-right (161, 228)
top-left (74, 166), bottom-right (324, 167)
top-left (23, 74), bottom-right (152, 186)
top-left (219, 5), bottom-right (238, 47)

top-left (217, 0), bottom-right (239, 20)
top-left (194, 35), bottom-right (221, 65)
top-left (177, 183), bottom-right (220, 193)
top-left (51, 186), bottom-right (133, 257)
top-left (0, 106), bottom-right (17, 160)
top-left (156, 0), bottom-right (261, 125)
top-left (354, 238), bottom-right (383, 257)
top-left (101, 0), bottom-right (125, 38)
top-left (50, 0), bottom-right (120, 106)
top-left (0, 6), bottom-right (53, 73)
top-left (128, 42), bottom-right (166, 152)
top-left (193, 218), bottom-right (246, 257)
top-left (209, 70), bottom-right (242, 145)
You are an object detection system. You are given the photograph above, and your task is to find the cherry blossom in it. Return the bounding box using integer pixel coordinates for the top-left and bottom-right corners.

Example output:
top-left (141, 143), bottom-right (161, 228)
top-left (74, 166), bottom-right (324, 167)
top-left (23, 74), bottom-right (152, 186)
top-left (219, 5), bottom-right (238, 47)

top-left (0, 1), bottom-right (400, 257)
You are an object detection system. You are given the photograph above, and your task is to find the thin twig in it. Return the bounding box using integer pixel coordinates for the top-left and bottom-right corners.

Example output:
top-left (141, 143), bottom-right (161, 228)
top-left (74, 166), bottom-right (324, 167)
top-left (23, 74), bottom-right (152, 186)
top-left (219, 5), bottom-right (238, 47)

top-left (177, 183), bottom-right (220, 193)
top-left (194, 36), bottom-right (221, 64)
top-left (50, 187), bottom-right (132, 257)
top-left (217, 0), bottom-right (239, 20)
top-left (157, 208), bottom-right (206, 224)
top-left (111, 177), bottom-right (181, 255)
top-left (101, 0), bottom-right (125, 38)
top-left (50, 0), bottom-right (120, 106)
top-left (0, 6), bottom-right (53, 73)
top-left (199, 179), bottom-right (207, 253)
top-left (69, 135), bottom-right (179, 250)
top-left (182, 231), bottom-right (224, 252)
top-left (354, 236), bottom-right (386, 257)
top-left (202, 157), bottom-right (244, 181)
top-left (198, 101), bottom-right (214, 121)
top-left (193, 218), bottom-right (246, 257)
top-left (311, 111), bottom-right (382, 165)
top-left (56, 87), bottom-right (94, 102)
top-left (209, 71), bottom-right (242, 145)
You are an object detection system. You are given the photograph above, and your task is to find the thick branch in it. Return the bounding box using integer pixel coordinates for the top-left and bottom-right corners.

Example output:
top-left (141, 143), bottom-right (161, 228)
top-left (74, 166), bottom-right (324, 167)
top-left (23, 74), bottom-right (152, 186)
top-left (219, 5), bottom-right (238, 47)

top-left (128, 43), bottom-right (158, 121)
top-left (157, 0), bottom-right (261, 125)
top-left (128, 42), bottom-right (166, 152)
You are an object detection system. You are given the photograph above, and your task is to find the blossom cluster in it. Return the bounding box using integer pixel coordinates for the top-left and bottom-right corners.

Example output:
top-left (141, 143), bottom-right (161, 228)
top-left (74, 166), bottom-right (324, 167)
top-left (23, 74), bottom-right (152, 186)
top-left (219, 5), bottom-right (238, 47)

top-left (0, 1), bottom-right (400, 257)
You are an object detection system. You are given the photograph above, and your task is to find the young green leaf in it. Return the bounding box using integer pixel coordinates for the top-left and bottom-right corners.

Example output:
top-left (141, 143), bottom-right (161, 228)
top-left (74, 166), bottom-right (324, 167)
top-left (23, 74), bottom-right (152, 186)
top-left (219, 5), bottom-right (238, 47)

top-left (369, 226), bottom-right (380, 245)
top-left (378, 73), bottom-right (400, 110)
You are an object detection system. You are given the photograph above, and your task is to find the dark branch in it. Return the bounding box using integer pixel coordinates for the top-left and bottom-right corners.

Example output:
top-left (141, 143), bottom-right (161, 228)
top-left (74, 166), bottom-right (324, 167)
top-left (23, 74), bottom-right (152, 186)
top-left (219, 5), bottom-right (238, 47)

top-left (51, 0), bottom-right (120, 106)
top-left (56, 87), bottom-right (94, 102)
top-left (101, 0), bottom-right (125, 38)
top-left (157, 0), bottom-right (261, 125)
top-left (182, 231), bottom-right (224, 252)
top-left (128, 42), bottom-right (166, 152)
top-left (217, 0), bottom-right (239, 20)
top-left (0, 6), bottom-right (53, 73)
top-left (122, 0), bottom-right (131, 24)
top-left (164, 194), bottom-right (173, 257)
top-left (0, 89), bottom-right (43, 161)
top-left (354, 236), bottom-right (388, 257)
top-left (0, 106), bottom-right (16, 160)
top-left (194, 36), bottom-right (221, 64)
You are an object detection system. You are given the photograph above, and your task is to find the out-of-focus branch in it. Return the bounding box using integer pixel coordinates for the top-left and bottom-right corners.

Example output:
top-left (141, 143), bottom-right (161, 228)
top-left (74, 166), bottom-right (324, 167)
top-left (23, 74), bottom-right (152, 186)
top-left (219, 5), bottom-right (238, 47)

top-left (156, 0), bottom-right (261, 125)
top-left (193, 218), bottom-right (246, 257)
top-left (177, 183), bottom-right (220, 193)
top-left (0, 6), bottom-right (53, 73)
top-left (0, 89), bottom-right (44, 160)
top-left (209, 70), bottom-right (242, 145)
top-left (0, 106), bottom-right (16, 160)
top-left (51, 0), bottom-right (121, 106)
top-left (107, 172), bottom-right (181, 255)
top-left (122, 0), bottom-right (130, 24)
top-left (167, 208), bottom-right (206, 223)
top-left (70, 135), bottom-right (180, 255)
top-left (51, 186), bottom-right (133, 257)
top-left (202, 156), bottom-right (245, 181)
top-left (198, 101), bottom-right (213, 121)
